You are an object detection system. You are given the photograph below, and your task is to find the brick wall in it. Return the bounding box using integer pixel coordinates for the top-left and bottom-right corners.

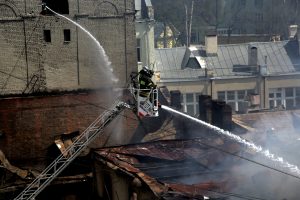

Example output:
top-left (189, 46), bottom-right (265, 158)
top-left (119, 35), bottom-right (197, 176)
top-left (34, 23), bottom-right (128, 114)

top-left (0, 91), bottom-right (139, 165)
top-left (0, 0), bottom-right (137, 95)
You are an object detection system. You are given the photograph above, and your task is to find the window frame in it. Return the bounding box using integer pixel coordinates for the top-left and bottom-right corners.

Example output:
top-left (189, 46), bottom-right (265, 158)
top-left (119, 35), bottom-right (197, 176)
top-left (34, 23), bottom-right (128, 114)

top-left (43, 29), bottom-right (51, 43)
top-left (63, 29), bottom-right (71, 43)
top-left (181, 93), bottom-right (200, 116)
top-left (268, 87), bottom-right (300, 109)
top-left (217, 90), bottom-right (255, 112)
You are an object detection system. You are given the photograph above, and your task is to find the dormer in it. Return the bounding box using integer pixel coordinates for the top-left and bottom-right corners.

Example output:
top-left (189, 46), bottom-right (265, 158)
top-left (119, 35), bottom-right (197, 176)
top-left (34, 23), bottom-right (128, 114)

top-left (181, 47), bottom-right (201, 69)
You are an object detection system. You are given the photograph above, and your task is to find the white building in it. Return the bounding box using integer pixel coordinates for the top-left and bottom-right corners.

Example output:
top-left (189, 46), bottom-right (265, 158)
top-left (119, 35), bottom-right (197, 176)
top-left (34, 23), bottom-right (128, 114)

top-left (135, 0), bottom-right (155, 70)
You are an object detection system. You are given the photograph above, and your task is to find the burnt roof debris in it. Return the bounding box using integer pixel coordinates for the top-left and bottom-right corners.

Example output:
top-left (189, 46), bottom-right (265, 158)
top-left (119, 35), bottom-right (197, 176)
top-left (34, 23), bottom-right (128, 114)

top-left (94, 139), bottom-right (244, 199)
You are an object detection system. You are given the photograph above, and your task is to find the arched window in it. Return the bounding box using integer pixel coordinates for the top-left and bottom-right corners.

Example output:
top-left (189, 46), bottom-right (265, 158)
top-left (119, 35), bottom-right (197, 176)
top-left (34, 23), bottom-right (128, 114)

top-left (42, 0), bottom-right (69, 14)
top-left (94, 1), bottom-right (118, 17)
top-left (0, 4), bottom-right (17, 18)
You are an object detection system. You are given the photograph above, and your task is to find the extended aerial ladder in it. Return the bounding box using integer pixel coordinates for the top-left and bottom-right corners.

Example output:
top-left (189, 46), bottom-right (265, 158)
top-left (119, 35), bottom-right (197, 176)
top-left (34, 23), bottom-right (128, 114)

top-left (14, 101), bottom-right (130, 200)
top-left (14, 67), bottom-right (160, 200)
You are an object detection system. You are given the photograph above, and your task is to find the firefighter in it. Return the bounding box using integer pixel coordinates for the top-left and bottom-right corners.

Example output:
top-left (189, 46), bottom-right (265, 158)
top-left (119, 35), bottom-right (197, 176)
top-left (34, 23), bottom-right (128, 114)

top-left (139, 66), bottom-right (156, 97)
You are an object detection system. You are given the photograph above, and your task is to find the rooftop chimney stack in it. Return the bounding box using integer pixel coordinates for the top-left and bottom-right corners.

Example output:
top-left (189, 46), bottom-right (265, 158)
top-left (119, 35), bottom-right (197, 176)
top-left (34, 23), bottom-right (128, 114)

top-left (248, 45), bottom-right (258, 66)
top-left (170, 90), bottom-right (182, 110)
top-left (205, 30), bottom-right (218, 56)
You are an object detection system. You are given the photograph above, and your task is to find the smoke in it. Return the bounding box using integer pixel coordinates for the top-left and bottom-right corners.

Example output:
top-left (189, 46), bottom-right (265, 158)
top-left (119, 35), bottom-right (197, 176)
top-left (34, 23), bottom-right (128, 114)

top-left (162, 105), bottom-right (300, 199)
top-left (228, 112), bottom-right (300, 200)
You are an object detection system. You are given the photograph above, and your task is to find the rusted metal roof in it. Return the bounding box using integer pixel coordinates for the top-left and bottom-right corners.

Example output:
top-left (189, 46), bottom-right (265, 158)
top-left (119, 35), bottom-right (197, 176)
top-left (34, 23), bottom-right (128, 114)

top-left (94, 139), bottom-right (241, 199)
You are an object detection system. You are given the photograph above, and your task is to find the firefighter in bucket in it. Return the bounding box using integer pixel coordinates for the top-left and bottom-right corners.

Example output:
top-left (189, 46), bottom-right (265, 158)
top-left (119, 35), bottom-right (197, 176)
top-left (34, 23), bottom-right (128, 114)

top-left (137, 66), bottom-right (158, 117)
top-left (139, 66), bottom-right (155, 97)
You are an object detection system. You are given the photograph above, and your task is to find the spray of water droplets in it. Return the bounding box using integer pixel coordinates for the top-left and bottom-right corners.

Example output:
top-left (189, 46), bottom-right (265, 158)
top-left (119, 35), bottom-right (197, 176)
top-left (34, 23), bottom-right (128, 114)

top-left (161, 105), bottom-right (300, 176)
top-left (45, 6), bottom-right (119, 83)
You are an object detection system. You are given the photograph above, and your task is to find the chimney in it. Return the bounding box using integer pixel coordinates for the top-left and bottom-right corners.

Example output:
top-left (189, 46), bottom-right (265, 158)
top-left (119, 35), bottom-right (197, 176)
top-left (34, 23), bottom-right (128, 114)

top-left (259, 55), bottom-right (268, 75)
top-left (205, 31), bottom-right (218, 56)
top-left (289, 25), bottom-right (298, 40)
top-left (248, 45), bottom-right (258, 66)
top-left (198, 95), bottom-right (212, 123)
top-left (211, 100), bottom-right (232, 130)
top-left (170, 90), bottom-right (182, 109)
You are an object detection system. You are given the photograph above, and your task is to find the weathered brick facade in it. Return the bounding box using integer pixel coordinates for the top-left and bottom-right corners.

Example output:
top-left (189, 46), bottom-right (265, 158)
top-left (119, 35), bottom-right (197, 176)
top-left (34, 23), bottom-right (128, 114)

top-left (0, 0), bottom-right (140, 165)
top-left (0, 90), bottom-right (139, 164)
top-left (0, 0), bottom-right (137, 95)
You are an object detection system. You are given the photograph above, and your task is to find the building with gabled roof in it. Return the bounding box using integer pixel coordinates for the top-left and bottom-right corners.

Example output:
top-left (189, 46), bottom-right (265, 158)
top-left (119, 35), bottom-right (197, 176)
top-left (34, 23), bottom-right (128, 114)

top-left (155, 34), bottom-right (300, 116)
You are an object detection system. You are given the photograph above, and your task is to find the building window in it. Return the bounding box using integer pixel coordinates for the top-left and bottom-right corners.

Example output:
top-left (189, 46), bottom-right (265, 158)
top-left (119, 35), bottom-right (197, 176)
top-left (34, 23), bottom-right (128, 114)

top-left (218, 91), bottom-right (225, 101)
top-left (269, 87), bottom-right (300, 109)
top-left (217, 90), bottom-right (255, 112)
top-left (181, 93), bottom-right (200, 116)
top-left (44, 30), bottom-right (51, 43)
top-left (269, 88), bottom-right (284, 109)
top-left (64, 29), bottom-right (71, 42)
top-left (42, 0), bottom-right (69, 14)
top-left (137, 39), bottom-right (141, 62)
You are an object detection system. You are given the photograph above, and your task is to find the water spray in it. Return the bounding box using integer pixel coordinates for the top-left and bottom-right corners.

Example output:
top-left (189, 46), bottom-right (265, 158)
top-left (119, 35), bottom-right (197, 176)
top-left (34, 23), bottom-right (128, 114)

top-left (44, 6), bottom-right (119, 83)
top-left (161, 105), bottom-right (300, 177)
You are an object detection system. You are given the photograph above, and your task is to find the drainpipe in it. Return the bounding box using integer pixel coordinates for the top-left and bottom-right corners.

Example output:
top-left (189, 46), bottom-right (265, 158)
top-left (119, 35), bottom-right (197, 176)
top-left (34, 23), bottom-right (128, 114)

top-left (124, 0), bottom-right (128, 83)
top-left (146, 24), bottom-right (149, 67)
top-left (76, 0), bottom-right (80, 85)
top-left (257, 65), bottom-right (266, 110)
top-left (263, 76), bottom-right (266, 109)
top-left (210, 78), bottom-right (213, 97)
top-left (24, 0), bottom-right (27, 14)
top-left (23, 19), bottom-right (29, 84)
top-left (257, 70), bottom-right (261, 110)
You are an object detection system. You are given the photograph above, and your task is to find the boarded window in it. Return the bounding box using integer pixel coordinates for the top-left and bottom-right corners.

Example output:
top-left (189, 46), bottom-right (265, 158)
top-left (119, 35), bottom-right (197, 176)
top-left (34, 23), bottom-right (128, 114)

top-left (64, 29), bottom-right (71, 42)
top-left (44, 30), bottom-right (51, 43)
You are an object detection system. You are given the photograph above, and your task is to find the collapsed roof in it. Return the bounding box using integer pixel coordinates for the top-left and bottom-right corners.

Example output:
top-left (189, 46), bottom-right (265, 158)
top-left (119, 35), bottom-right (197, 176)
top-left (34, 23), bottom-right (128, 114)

top-left (94, 139), bottom-right (244, 199)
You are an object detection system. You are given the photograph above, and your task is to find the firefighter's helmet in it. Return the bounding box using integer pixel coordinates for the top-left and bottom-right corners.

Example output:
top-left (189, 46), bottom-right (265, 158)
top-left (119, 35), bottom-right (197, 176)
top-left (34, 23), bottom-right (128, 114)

top-left (142, 66), bottom-right (154, 77)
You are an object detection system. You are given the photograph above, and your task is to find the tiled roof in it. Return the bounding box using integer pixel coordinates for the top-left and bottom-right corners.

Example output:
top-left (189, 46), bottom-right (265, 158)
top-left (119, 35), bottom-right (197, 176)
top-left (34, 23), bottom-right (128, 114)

top-left (155, 40), bottom-right (300, 81)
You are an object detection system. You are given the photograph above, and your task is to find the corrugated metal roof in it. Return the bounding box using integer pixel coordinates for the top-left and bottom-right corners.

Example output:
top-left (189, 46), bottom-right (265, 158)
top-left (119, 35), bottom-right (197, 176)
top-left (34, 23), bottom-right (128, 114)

top-left (155, 47), bottom-right (186, 71)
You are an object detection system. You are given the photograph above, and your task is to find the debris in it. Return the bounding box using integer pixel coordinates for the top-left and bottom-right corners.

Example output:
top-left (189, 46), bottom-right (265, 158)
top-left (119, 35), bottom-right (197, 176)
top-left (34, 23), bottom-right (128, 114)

top-left (0, 150), bottom-right (30, 179)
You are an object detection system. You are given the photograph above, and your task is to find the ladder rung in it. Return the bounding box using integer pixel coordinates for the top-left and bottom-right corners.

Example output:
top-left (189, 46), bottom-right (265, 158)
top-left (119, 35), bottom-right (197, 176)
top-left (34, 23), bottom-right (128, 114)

top-left (14, 101), bottom-right (128, 200)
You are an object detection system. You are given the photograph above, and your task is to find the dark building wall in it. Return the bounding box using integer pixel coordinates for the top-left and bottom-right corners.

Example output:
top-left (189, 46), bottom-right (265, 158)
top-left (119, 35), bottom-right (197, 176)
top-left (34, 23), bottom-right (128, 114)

top-left (0, 91), bottom-right (139, 165)
top-left (0, 0), bottom-right (136, 95)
